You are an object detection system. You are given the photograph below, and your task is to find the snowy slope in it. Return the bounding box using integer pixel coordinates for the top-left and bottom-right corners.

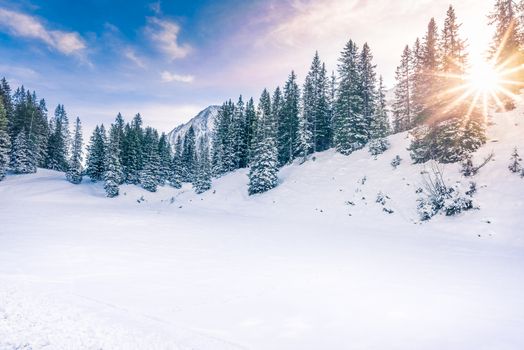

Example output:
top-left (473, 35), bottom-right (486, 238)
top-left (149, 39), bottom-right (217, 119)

top-left (0, 105), bottom-right (523, 349)
top-left (167, 105), bottom-right (220, 147)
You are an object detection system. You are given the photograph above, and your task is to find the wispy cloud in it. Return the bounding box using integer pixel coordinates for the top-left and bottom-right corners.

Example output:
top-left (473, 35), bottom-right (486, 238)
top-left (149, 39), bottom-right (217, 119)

top-left (161, 70), bottom-right (194, 83)
top-left (0, 8), bottom-right (86, 56)
top-left (124, 47), bottom-right (147, 68)
top-left (146, 17), bottom-right (192, 60)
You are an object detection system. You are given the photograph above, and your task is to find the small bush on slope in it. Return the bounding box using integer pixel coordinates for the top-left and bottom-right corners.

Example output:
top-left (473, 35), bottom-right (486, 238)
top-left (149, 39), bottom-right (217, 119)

top-left (417, 162), bottom-right (476, 221)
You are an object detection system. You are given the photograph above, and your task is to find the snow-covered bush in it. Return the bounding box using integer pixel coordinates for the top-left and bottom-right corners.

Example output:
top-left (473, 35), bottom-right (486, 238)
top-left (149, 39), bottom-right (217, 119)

top-left (368, 138), bottom-right (390, 156)
top-left (460, 154), bottom-right (476, 177)
top-left (391, 155), bottom-right (402, 169)
top-left (417, 163), bottom-right (476, 221)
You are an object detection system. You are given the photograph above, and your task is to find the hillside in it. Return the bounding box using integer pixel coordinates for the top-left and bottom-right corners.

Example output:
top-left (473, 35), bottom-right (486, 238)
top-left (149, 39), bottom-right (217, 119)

top-left (0, 105), bottom-right (523, 349)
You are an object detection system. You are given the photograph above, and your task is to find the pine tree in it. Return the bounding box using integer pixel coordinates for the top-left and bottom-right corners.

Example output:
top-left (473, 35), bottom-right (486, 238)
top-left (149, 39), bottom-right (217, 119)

top-left (462, 112), bottom-right (486, 153)
top-left (359, 43), bottom-right (378, 141)
top-left (334, 39), bottom-right (365, 155)
top-left (211, 101), bottom-right (234, 176)
top-left (85, 125), bottom-right (107, 182)
top-left (278, 71), bottom-right (300, 165)
top-left (231, 96), bottom-right (247, 169)
top-left (0, 98), bottom-right (11, 181)
top-left (66, 117), bottom-right (83, 184)
top-left (45, 105), bottom-right (69, 171)
top-left (157, 133), bottom-right (172, 185)
top-left (508, 147), bottom-right (522, 173)
top-left (245, 97), bottom-right (257, 164)
top-left (140, 127), bottom-right (161, 192)
top-left (170, 135), bottom-right (183, 188)
top-left (181, 125), bottom-right (197, 182)
top-left (103, 129), bottom-right (122, 198)
top-left (193, 136), bottom-right (212, 194)
top-left (302, 52), bottom-right (330, 154)
top-left (122, 114), bottom-right (144, 184)
top-left (441, 6), bottom-right (468, 75)
top-left (10, 130), bottom-right (36, 174)
top-left (393, 45), bottom-right (413, 132)
top-left (370, 76), bottom-right (391, 139)
top-left (433, 117), bottom-right (464, 163)
top-left (248, 101), bottom-right (279, 195)
top-left (408, 125), bottom-right (431, 164)
top-left (420, 18), bottom-right (442, 118)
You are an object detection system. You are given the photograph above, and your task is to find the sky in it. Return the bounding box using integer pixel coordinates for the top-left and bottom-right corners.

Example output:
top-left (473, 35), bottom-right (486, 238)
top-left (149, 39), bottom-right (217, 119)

top-left (0, 0), bottom-right (494, 134)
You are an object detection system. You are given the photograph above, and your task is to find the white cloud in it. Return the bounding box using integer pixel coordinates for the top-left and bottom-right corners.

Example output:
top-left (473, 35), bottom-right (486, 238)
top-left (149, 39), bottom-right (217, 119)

top-left (124, 47), bottom-right (146, 68)
top-left (161, 70), bottom-right (194, 83)
top-left (0, 8), bottom-right (86, 56)
top-left (147, 17), bottom-right (192, 60)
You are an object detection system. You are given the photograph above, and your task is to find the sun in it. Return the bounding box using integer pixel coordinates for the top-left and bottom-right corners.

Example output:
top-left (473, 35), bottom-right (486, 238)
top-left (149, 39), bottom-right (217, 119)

top-left (467, 61), bottom-right (502, 94)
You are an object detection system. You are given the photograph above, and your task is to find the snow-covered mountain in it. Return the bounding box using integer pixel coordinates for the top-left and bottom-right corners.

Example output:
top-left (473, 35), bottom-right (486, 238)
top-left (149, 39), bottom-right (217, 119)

top-left (167, 105), bottom-right (220, 147)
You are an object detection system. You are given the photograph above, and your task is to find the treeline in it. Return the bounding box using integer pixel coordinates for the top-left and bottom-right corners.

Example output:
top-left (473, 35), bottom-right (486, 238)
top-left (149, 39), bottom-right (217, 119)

top-left (393, 3), bottom-right (524, 164)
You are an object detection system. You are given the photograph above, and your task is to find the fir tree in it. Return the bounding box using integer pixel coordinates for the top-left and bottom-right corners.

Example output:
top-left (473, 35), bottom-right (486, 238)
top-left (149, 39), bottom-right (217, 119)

top-left (334, 39), bottom-right (365, 155)
top-left (432, 117), bottom-right (464, 163)
top-left (231, 96), bottom-right (247, 169)
top-left (122, 114), bottom-right (144, 184)
top-left (181, 125), bottom-right (197, 182)
top-left (248, 135), bottom-right (278, 195)
top-left (508, 147), bottom-right (522, 173)
top-left (157, 133), bottom-right (172, 185)
top-left (66, 117), bottom-right (83, 184)
top-left (170, 135), bottom-right (183, 188)
top-left (302, 52), bottom-right (330, 154)
top-left (140, 127), bottom-right (161, 192)
top-left (0, 98), bottom-right (11, 181)
top-left (370, 76), bottom-right (391, 139)
top-left (359, 43), bottom-right (378, 141)
top-left (10, 130), bottom-right (36, 174)
top-left (420, 18), bottom-right (441, 118)
top-left (278, 71), bottom-right (300, 165)
top-left (441, 6), bottom-right (467, 75)
top-left (103, 129), bottom-right (122, 198)
top-left (85, 125), bottom-right (107, 182)
top-left (193, 136), bottom-right (212, 194)
top-left (393, 45), bottom-right (413, 132)
top-left (45, 105), bottom-right (69, 171)
top-left (245, 97), bottom-right (257, 164)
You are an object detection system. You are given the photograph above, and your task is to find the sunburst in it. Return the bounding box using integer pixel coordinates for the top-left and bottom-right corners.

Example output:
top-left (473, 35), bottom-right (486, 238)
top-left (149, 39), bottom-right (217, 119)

top-left (427, 22), bottom-right (524, 124)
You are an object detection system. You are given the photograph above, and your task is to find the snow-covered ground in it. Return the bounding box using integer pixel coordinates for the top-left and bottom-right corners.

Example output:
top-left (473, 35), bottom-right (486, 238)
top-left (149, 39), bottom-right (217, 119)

top-left (1, 105), bottom-right (523, 349)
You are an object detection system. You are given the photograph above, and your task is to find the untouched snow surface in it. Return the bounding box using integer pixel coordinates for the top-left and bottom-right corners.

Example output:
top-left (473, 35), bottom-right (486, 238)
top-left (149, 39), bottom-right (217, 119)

top-left (1, 106), bottom-right (524, 349)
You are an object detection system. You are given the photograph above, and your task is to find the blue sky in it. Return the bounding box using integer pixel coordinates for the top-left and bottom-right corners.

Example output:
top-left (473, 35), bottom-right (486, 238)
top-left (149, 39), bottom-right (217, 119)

top-left (0, 0), bottom-right (493, 134)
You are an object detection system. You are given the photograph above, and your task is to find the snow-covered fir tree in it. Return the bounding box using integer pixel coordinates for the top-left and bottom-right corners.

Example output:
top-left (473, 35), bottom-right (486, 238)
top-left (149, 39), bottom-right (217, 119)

top-left (244, 97), bottom-right (257, 164)
top-left (181, 125), bottom-right (197, 182)
top-left (302, 52), bottom-right (330, 155)
top-left (85, 125), bottom-right (107, 182)
top-left (103, 127), bottom-right (123, 198)
top-left (122, 114), bottom-right (144, 184)
top-left (508, 147), bottom-right (522, 173)
top-left (193, 136), bottom-right (212, 194)
top-left (170, 135), bottom-right (183, 188)
top-left (248, 93), bottom-right (279, 195)
top-left (359, 43), bottom-right (378, 141)
top-left (45, 105), bottom-right (69, 171)
top-left (0, 98), bottom-right (11, 181)
top-left (10, 130), bottom-right (36, 174)
top-left (277, 71), bottom-right (300, 165)
top-left (66, 117), bottom-right (83, 184)
top-left (140, 127), bottom-right (161, 192)
top-left (393, 45), bottom-right (413, 133)
top-left (334, 39), bottom-right (365, 155)
top-left (370, 76), bottom-right (390, 139)
top-left (157, 133), bottom-right (172, 186)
